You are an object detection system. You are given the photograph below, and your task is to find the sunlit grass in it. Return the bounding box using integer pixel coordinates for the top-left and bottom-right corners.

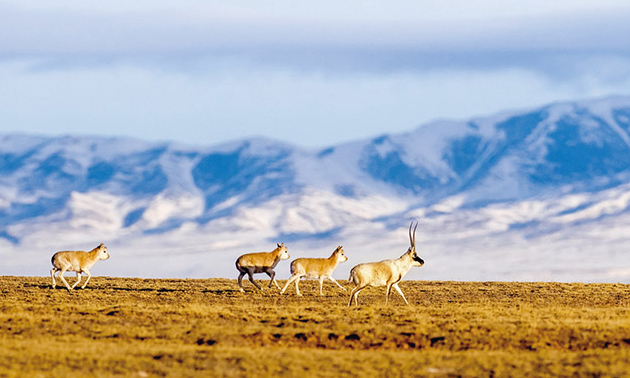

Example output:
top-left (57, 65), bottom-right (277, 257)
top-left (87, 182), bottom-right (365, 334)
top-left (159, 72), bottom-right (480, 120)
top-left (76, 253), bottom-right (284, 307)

top-left (1, 277), bottom-right (629, 377)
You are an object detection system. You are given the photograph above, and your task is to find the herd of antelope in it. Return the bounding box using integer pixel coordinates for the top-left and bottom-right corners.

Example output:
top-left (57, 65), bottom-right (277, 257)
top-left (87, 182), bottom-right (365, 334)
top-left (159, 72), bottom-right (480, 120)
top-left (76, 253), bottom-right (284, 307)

top-left (49, 222), bottom-right (424, 306)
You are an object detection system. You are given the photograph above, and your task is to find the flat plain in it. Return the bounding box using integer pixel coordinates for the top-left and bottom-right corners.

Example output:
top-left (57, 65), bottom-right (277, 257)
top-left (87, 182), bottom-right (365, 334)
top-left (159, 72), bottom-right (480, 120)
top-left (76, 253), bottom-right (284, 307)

top-left (1, 276), bottom-right (630, 377)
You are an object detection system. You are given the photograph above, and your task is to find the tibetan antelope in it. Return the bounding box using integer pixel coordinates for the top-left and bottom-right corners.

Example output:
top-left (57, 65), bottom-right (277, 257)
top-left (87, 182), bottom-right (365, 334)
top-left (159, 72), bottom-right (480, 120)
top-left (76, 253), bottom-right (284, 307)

top-left (235, 242), bottom-right (290, 293)
top-left (50, 243), bottom-right (110, 291)
top-left (280, 246), bottom-right (348, 296)
top-left (348, 222), bottom-right (424, 306)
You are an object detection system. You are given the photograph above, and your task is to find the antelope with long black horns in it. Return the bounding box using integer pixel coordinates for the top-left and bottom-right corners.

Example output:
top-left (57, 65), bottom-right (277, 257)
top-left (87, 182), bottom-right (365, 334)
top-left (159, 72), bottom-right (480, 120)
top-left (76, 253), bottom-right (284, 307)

top-left (348, 221), bottom-right (424, 306)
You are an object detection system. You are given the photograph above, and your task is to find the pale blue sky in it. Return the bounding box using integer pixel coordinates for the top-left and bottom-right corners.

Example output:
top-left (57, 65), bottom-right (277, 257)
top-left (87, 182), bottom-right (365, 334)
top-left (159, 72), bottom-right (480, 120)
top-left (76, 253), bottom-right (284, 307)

top-left (1, 0), bottom-right (630, 147)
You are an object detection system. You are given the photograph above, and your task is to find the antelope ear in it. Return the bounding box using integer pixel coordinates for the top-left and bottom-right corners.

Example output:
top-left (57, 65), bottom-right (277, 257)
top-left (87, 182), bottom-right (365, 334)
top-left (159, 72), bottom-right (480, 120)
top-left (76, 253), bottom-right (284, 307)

top-left (277, 243), bottom-right (281, 248)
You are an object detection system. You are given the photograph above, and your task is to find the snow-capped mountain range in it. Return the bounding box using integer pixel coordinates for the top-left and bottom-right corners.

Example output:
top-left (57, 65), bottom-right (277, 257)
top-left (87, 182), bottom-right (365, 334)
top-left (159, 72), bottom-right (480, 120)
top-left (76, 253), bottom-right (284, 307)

top-left (3, 96), bottom-right (630, 282)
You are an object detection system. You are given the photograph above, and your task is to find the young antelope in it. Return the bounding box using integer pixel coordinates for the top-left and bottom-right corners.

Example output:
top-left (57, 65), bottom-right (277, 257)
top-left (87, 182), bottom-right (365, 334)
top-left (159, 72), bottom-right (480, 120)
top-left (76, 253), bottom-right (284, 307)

top-left (280, 246), bottom-right (348, 296)
top-left (235, 242), bottom-right (290, 293)
top-left (50, 243), bottom-right (110, 291)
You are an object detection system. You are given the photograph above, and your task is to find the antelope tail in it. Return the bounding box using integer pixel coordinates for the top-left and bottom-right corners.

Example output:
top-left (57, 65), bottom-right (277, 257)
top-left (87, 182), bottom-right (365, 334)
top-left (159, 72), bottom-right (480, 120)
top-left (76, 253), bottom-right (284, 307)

top-left (348, 268), bottom-right (356, 284)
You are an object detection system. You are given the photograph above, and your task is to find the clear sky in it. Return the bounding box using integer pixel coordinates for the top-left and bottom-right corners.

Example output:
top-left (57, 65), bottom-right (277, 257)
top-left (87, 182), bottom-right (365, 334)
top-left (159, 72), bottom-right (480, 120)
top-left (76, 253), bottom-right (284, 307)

top-left (1, 0), bottom-right (630, 148)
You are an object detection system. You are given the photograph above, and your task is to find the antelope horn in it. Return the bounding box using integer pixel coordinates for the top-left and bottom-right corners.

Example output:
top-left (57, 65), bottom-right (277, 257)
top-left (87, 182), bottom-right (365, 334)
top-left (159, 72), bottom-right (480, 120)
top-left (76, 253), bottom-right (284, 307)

top-left (408, 221), bottom-right (418, 247)
top-left (413, 221), bottom-right (418, 247)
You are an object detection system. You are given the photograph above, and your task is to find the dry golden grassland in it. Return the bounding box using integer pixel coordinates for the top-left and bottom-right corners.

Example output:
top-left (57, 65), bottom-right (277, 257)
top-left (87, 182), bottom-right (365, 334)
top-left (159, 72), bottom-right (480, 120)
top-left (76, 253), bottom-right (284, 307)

top-left (1, 276), bottom-right (630, 377)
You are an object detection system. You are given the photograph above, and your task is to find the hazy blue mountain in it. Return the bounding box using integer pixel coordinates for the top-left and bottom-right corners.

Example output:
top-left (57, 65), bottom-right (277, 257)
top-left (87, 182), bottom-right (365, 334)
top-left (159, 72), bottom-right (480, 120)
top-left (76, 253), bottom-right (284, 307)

top-left (2, 96), bottom-right (630, 245)
top-left (3, 96), bottom-right (630, 282)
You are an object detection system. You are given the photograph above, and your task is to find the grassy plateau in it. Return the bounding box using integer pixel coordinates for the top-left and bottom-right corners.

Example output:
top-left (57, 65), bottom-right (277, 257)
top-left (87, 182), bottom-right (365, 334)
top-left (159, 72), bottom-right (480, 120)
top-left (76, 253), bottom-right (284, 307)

top-left (1, 276), bottom-right (630, 377)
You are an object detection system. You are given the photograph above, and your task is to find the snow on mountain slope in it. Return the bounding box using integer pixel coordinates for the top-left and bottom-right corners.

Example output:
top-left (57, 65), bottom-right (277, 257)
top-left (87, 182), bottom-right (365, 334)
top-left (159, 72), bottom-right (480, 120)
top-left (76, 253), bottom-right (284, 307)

top-left (2, 95), bottom-right (630, 282)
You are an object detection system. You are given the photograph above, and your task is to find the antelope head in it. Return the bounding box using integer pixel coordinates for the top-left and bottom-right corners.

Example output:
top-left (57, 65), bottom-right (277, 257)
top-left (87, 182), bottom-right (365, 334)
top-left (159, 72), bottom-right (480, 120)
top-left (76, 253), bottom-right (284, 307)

top-left (276, 242), bottom-right (290, 260)
top-left (407, 221), bottom-right (424, 267)
top-left (96, 243), bottom-right (110, 260)
top-left (335, 246), bottom-right (348, 262)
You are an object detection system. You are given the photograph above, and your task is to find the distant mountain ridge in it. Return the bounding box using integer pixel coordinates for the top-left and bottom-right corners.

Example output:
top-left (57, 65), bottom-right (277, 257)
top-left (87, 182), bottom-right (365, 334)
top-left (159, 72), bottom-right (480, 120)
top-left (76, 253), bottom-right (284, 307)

top-left (2, 95), bottom-right (630, 281)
